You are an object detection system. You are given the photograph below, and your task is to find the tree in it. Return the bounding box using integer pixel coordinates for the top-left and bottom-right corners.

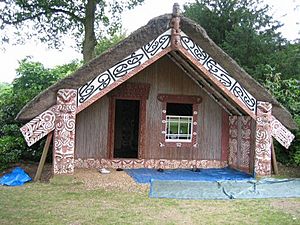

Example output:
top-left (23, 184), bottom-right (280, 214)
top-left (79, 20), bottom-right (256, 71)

top-left (263, 66), bottom-right (300, 165)
top-left (183, 0), bottom-right (287, 80)
top-left (0, 58), bottom-right (80, 170)
top-left (95, 32), bottom-right (126, 56)
top-left (0, 0), bottom-right (144, 62)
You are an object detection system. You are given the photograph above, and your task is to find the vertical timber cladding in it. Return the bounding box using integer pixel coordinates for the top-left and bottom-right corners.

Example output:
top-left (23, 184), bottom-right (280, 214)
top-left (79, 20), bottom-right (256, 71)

top-left (74, 56), bottom-right (225, 162)
top-left (228, 115), bottom-right (254, 173)
top-left (75, 96), bottom-right (109, 159)
top-left (53, 89), bottom-right (77, 174)
top-left (130, 56), bottom-right (223, 160)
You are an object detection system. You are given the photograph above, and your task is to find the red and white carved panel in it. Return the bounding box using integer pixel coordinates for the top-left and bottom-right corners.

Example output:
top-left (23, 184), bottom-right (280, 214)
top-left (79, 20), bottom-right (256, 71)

top-left (74, 158), bottom-right (227, 169)
top-left (270, 115), bottom-right (295, 149)
top-left (239, 116), bottom-right (251, 170)
top-left (20, 106), bottom-right (56, 146)
top-left (254, 102), bottom-right (272, 176)
top-left (228, 116), bottom-right (238, 166)
top-left (53, 89), bottom-right (77, 174)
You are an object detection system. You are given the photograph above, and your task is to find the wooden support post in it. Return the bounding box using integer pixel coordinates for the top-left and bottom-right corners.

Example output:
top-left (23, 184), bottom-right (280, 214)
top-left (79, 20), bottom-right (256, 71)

top-left (271, 139), bottom-right (279, 175)
top-left (34, 132), bottom-right (53, 182)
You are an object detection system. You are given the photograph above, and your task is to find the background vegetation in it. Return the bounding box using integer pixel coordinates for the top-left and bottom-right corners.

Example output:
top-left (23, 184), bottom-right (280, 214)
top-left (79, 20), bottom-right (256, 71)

top-left (0, 0), bottom-right (299, 171)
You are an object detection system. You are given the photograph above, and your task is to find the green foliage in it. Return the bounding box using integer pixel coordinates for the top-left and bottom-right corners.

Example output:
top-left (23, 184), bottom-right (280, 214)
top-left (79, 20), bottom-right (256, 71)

top-left (0, 59), bottom-right (80, 171)
top-left (183, 0), bottom-right (288, 80)
top-left (95, 33), bottom-right (126, 56)
top-left (0, 0), bottom-right (144, 61)
top-left (263, 66), bottom-right (300, 165)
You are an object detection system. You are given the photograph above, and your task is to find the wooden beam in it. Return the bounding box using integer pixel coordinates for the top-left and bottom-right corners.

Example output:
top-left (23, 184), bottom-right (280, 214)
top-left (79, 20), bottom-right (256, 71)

top-left (271, 139), bottom-right (279, 175)
top-left (177, 46), bottom-right (256, 120)
top-left (169, 52), bottom-right (243, 116)
top-left (34, 132), bottom-right (53, 182)
top-left (168, 54), bottom-right (233, 115)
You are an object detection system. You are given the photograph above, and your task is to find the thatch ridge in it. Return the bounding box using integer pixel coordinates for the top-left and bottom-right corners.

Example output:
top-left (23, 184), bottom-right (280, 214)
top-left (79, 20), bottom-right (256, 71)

top-left (16, 14), bottom-right (297, 130)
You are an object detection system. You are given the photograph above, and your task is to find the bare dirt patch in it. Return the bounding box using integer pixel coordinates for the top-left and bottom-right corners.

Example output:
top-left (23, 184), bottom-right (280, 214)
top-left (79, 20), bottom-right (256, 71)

top-left (1, 162), bottom-right (52, 182)
top-left (73, 168), bottom-right (149, 193)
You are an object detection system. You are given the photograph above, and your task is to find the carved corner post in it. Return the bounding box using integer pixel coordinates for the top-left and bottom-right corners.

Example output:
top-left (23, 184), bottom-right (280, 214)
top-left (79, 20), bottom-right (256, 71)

top-left (254, 101), bottom-right (272, 176)
top-left (228, 116), bottom-right (238, 168)
top-left (53, 89), bottom-right (77, 174)
top-left (170, 3), bottom-right (181, 49)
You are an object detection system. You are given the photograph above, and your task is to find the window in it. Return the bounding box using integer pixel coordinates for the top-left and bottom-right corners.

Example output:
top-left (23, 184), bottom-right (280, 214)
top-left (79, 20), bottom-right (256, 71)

top-left (165, 103), bottom-right (193, 142)
top-left (157, 94), bottom-right (202, 148)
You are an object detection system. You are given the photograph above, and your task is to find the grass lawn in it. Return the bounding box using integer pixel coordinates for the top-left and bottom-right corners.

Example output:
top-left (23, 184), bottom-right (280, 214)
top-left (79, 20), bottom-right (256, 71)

top-left (0, 174), bottom-right (299, 225)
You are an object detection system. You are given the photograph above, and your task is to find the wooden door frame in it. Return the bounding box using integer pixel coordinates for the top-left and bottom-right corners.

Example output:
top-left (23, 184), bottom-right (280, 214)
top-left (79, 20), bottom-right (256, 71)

top-left (107, 83), bottom-right (150, 159)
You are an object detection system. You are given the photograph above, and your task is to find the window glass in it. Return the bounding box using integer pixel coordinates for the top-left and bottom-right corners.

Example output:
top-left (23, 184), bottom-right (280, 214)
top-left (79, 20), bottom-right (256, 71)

top-left (166, 103), bottom-right (193, 142)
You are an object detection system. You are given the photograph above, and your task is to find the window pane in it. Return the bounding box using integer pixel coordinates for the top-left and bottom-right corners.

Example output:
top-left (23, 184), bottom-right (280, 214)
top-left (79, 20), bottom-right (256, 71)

top-left (166, 115), bottom-right (193, 142)
top-left (169, 122), bottom-right (178, 134)
top-left (181, 124), bottom-right (189, 134)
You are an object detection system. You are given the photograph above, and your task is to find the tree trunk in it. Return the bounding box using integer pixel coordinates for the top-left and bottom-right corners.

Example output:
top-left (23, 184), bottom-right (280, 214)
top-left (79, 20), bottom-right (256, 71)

top-left (83, 0), bottom-right (97, 63)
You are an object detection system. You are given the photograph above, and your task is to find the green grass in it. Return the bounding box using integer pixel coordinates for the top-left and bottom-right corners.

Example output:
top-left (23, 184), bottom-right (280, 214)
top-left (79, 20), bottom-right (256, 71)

top-left (0, 176), bottom-right (299, 225)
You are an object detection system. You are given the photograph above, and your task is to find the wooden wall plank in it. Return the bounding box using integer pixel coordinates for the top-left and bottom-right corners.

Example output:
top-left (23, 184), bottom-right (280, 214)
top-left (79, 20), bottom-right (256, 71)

top-left (75, 56), bottom-right (223, 161)
top-left (75, 96), bottom-right (109, 159)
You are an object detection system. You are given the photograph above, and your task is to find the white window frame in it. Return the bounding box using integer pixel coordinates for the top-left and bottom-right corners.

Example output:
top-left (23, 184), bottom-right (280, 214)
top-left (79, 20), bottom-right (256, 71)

top-left (165, 115), bottom-right (193, 142)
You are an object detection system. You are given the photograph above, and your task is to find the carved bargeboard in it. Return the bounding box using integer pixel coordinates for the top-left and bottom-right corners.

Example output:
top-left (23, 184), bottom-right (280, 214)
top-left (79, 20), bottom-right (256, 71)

top-left (20, 106), bottom-right (56, 146)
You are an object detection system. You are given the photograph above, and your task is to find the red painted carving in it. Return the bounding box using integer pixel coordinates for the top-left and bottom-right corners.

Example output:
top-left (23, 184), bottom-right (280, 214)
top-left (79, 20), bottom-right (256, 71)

top-left (74, 158), bottom-right (227, 169)
top-left (254, 101), bottom-right (272, 176)
top-left (270, 115), bottom-right (295, 149)
top-left (228, 116), bottom-right (238, 167)
top-left (239, 116), bottom-right (251, 171)
top-left (20, 106), bottom-right (56, 146)
top-left (53, 89), bottom-right (77, 174)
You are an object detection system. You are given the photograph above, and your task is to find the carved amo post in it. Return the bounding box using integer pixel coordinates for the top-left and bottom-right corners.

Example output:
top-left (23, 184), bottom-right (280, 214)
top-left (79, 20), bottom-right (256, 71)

top-left (53, 89), bottom-right (77, 174)
top-left (254, 101), bottom-right (272, 176)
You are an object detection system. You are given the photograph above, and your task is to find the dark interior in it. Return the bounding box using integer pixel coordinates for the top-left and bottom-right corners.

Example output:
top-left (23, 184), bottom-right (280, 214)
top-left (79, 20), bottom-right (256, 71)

top-left (166, 103), bottom-right (193, 116)
top-left (114, 99), bottom-right (140, 158)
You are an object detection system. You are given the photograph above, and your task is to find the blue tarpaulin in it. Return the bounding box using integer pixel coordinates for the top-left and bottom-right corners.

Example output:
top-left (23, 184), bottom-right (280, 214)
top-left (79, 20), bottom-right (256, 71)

top-left (0, 167), bottom-right (32, 186)
top-left (149, 178), bottom-right (300, 199)
top-left (125, 168), bottom-right (253, 184)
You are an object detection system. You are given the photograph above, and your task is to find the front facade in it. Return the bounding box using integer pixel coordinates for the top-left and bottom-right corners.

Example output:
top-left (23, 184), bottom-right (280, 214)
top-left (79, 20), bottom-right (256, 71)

top-left (18, 5), bottom-right (295, 177)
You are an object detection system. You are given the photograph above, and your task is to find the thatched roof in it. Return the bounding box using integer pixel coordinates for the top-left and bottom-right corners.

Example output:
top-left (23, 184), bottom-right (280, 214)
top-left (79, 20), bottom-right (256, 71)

top-left (16, 14), bottom-right (297, 130)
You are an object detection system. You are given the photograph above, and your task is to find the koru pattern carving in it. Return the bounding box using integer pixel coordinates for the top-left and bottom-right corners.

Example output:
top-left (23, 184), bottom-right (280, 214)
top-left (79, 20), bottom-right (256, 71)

top-left (180, 32), bottom-right (257, 114)
top-left (53, 89), bottom-right (77, 174)
top-left (228, 116), bottom-right (238, 167)
top-left (270, 115), bottom-right (295, 149)
top-left (255, 102), bottom-right (272, 176)
top-left (77, 29), bottom-right (171, 106)
top-left (20, 106), bottom-right (56, 146)
top-left (239, 116), bottom-right (251, 170)
top-left (75, 158), bottom-right (227, 169)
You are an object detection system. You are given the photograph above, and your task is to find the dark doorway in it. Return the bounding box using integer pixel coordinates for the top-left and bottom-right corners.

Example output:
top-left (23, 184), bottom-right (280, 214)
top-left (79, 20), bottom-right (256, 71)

top-left (114, 99), bottom-right (140, 158)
